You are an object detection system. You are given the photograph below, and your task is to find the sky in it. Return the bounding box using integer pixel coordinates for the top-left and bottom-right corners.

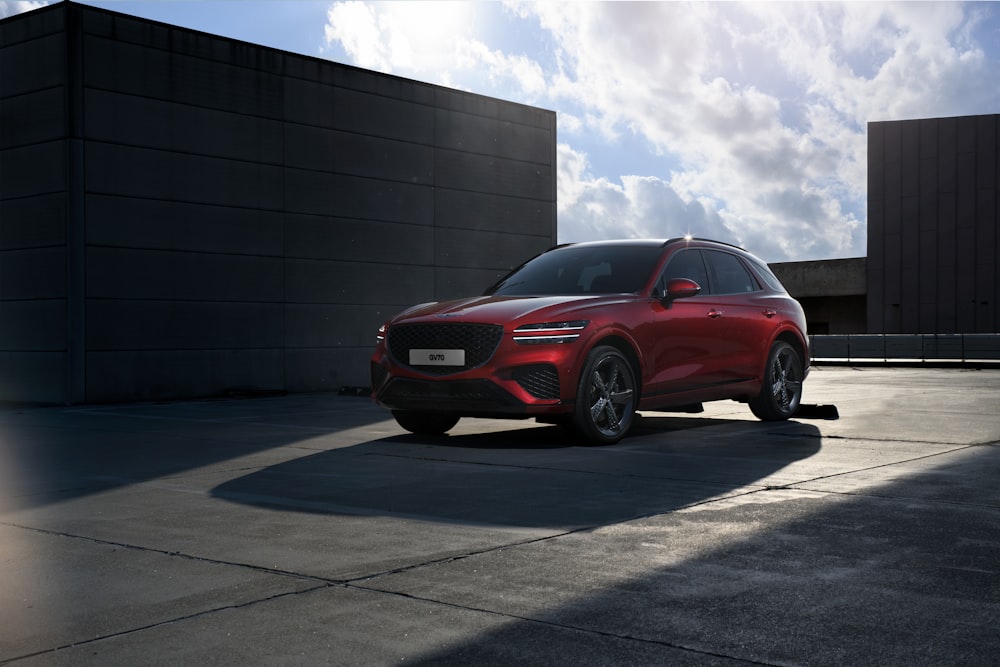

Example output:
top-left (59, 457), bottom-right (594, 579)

top-left (4, 1), bottom-right (1000, 263)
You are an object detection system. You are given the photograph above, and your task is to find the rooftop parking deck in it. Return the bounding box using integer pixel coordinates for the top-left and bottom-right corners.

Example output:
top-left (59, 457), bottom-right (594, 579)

top-left (1, 366), bottom-right (999, 665)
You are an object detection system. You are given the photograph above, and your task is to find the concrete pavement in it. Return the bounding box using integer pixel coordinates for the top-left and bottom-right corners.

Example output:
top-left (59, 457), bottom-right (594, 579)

top-left (1, 366), bottom-right (998, 665)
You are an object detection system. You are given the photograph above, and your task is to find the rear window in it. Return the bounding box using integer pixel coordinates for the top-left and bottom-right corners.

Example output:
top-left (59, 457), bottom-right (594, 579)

top-left (748, 258), bottom-right (788, 293)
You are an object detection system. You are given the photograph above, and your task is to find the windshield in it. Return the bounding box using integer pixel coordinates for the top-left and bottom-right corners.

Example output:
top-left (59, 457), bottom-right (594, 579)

top-left (487, 245), bottom-right (663, 296)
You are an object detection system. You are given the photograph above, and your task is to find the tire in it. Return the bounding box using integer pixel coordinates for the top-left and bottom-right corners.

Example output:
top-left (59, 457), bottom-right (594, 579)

top-left (749, 341), bottom-right (803, 421)
top-left (392, 411), bottom-right (460, 435)
top-left (573, 345), bottom-right (637, 445)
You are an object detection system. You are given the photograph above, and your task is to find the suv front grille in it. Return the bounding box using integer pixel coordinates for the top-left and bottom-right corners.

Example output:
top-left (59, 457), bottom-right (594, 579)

top-left (387, 323), bottom-right (504, 376)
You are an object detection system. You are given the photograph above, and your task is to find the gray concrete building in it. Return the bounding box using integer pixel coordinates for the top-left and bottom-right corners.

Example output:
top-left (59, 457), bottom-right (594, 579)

top-left (868, 114), bottom-right (999, 334)
top-left (0, 2), bottom-right (556, 404)
top-left (769, 258), bottom-right (867, 334)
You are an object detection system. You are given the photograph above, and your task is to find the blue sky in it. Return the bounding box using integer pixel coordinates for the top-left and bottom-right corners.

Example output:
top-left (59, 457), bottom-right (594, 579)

top-left (5, 1), bottom-right (1000, 262)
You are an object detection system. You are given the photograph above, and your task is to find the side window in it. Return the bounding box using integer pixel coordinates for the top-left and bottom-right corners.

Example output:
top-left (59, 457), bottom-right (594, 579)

top-left (659, 250), bottom-right (710, 294)
top-left (704, 250), bottom-right (760, 294)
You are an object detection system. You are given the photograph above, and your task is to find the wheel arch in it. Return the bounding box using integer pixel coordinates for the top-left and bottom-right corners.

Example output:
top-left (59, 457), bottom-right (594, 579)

top-left (773, 328), bottom-right (808, 369)
top-left (589, 334), bottom-right (643, 400)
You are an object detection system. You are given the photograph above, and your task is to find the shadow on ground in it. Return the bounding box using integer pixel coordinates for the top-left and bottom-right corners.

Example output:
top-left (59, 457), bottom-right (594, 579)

top-left (393, 442), bottom-right (1000, 665)
top-left (0, 395), bottom-right (388, 511)
top-left (211, 417), bottom-right (823, 529)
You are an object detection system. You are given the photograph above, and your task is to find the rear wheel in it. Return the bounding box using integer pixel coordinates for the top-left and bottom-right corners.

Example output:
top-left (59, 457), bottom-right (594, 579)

top-left (749, 341), bottom-right (803, 421)
top-left (392, 411), bottom-right (460, 435)
top-left (573, 345), bottom-right (637, 445)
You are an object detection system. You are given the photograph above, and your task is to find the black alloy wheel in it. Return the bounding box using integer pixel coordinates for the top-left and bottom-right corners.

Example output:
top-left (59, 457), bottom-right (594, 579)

top-left (749, 341), bottom-right (803, 421)
top-left (574, 345), bottom-right (637, 445)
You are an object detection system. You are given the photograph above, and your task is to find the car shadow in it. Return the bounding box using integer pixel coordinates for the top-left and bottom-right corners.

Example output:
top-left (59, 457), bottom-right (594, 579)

top-left (211, 416), bottom-right (823, 529)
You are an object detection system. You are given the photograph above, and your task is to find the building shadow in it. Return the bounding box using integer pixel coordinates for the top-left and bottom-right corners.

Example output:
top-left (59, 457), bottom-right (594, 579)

top-left (0, 395), bottom-right (390, 511)
top-left (390, 442), bottom-right (1000, 665)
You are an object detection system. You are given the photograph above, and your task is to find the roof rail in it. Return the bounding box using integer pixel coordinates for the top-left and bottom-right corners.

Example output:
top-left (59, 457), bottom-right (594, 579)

top-left (662, 237), bottom-right (747, 251)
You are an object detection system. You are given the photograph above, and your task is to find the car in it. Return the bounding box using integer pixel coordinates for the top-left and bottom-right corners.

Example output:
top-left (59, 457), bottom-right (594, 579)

top-left (370, 238), bottom-right (809, 445)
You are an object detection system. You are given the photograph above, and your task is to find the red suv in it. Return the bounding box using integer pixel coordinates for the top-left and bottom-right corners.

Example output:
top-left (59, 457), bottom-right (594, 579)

top-left (371, 238), bottom-right (809, 444)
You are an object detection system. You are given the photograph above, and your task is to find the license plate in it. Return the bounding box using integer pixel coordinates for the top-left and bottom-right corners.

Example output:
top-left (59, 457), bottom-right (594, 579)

top-left (409, 349), bottom-right (465, 366)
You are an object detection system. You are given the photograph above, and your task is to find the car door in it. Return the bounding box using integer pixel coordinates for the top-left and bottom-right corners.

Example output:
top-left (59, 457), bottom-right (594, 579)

top-left (640, 248), bottom-right (764, 401)
top-left (698, 249), bottom-right (767, 383)
top-left (640, 249), bottom-right (721, 399)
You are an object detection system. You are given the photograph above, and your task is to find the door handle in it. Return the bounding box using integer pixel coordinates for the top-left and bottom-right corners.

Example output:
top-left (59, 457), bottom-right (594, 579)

top-left (763, 308), bottom-right (777, 318)
top-left (708, 309), bottom-right (724, 319)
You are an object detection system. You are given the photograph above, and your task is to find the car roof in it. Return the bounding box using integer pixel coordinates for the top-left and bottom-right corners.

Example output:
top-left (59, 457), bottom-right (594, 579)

top-left (557, 238), bottom-right (749, 252)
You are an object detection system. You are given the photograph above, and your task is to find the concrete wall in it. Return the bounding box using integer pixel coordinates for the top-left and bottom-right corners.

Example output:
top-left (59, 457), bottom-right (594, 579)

top-left (0, 3), bottom-right (556, 404)
top-left (770, 258), bottom-right (867, 334)
top-left (0, 7), bottom-right (70, 403)
top-left (868, 115), bottom-right (999, 334)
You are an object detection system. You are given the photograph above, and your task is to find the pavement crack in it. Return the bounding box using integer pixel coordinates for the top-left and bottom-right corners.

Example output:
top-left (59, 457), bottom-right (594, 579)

top-left (345, 583), bottom-right (780, 666)
top-left (781, 442), bottom-right (978, 489)
top-left (0, 586), bottom-right (330, 666)
top-left (0, 521), bottom-right (338, 586)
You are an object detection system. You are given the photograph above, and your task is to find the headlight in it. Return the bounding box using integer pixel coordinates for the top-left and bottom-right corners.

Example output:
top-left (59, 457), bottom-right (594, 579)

top-left (376, 324), bottom-right (386, 343)
top-left (513, 320), bottom-right (589, 345)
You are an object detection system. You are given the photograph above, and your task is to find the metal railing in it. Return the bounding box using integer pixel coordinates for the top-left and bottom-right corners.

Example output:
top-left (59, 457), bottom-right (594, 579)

top-left (810, 334), bottom-right (1000, 364)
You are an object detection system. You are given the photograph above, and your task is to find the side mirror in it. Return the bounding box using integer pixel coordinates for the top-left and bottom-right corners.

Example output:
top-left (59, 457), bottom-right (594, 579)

top-left (662, 278), bottom-right (701, 304)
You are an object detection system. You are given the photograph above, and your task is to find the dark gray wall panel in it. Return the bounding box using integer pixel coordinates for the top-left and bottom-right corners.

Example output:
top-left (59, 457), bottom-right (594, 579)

top-left (87, 248), bottom-right (283, 302)
top-left (83, 10), bottom-right (286, 76)
top-left (285, 304), bottom-right (388, 348)
top-left (87, 301), bottom-right (284, 350)
top-left (0, 32), bottom-right (64, 98)
top-left (85, 89), bottom-right (283, 163)
top-left (0, 88), bottom-right (64, 149)
top-left (0, 248), bottom-right (66, 299)
top-left (87, 195), bottom-right (283, 256)
top-left (284, 78), bottom-right (437, 144)
top-left (282, 77), bottom-right (335, 127)
top-left (435, 108), bottom-right (553, 164)
top-left (333, 65), bottom-right (435, 106)
top-left (284, 168), bottom-right (432, 221)
top-left (0, 7), bottom-right (70, 405)
top-left (0, 352), bottom-right (66, 403)
top-left (435, 188), bottom-right (554, 237)
top-left (0, 194), bottom-right (66, 249)
top-left (0, 1), bottom-right (63, 46)
top-left (435, 149), bottom-right (552, 200)
top-left (0, 142), bottom-right (65, 197)
top-left (87, 143), bottom-right (283, 209)
top-left (0, 301), bottom-right (66, 350)
top-left (435, 86), bottom-right (551, 126)
top-left (86, 349), bottom-right (284, 402)
top-left (332, 87), bottom-right (435, 142)
top-left (869, 114), bottom-right (1000, 334)
top-left (284, 215), bottom-right (433, 265)
top-left (285, 258), bottom-right (433, 305)
top-left (83, 36), bottom-right (284, 117)
top-left (284, 124), bottom-right (433, 183)
top-left (284, 347), bottom-right (370, 393)
top-left (434, 228), bottom-right (549, 270)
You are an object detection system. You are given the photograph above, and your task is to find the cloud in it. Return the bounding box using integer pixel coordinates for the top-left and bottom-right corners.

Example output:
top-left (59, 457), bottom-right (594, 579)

top-left (323, 1), bottom-right (998, 262)
top-left (557, 144), bottom-right (732, 246)
top-left (0, 1), bottom-right (47, 19)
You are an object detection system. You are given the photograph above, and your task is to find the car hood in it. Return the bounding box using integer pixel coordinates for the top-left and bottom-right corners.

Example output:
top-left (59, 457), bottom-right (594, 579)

top-left (390, 295), bottom-right (633, 326)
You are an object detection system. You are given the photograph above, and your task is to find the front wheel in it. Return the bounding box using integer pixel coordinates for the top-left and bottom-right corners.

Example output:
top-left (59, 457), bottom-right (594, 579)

top-left (749, 341), bottom-right (803, 421)
top-left (573, 346), bottom-right (637, 445)
top-left (392, 411), bottom-right (460, 435)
